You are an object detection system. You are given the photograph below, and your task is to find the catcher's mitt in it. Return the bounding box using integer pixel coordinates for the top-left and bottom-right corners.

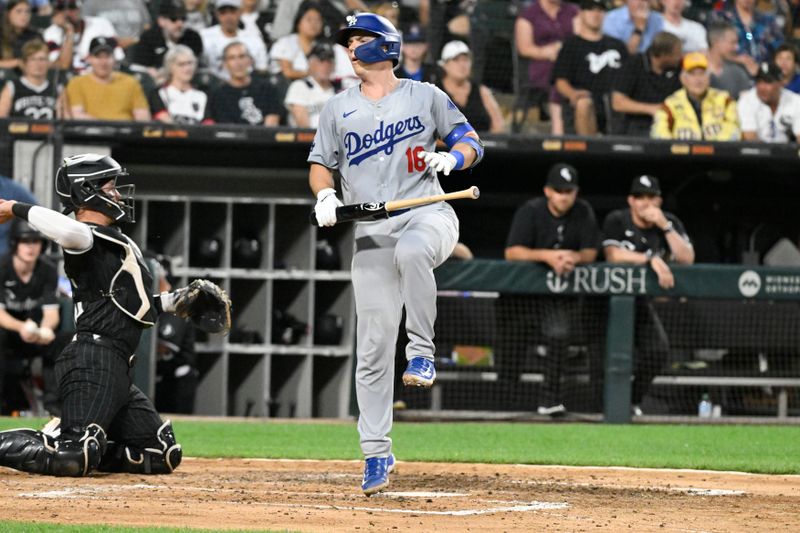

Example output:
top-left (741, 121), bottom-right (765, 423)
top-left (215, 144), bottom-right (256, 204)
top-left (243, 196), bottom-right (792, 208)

top-left (175, 279), bottom-right (232, 335)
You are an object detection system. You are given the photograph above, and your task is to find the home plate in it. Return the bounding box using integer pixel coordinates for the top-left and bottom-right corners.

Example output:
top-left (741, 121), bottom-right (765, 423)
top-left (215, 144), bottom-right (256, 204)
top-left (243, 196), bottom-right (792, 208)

top-left (382, 491), bottom-right (468, 498)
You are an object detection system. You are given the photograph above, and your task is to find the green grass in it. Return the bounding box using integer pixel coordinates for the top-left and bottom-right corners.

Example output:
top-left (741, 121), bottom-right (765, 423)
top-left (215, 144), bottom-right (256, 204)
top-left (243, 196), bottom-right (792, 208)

top-left (2, 417), bottom-right (799, 474)
top-left (0, 523), bottom-right (296, 533)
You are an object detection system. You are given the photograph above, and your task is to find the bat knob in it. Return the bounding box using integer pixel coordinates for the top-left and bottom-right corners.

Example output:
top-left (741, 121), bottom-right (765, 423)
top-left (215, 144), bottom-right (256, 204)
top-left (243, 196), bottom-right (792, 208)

top-left (471, 186), bottom-right (480, 199)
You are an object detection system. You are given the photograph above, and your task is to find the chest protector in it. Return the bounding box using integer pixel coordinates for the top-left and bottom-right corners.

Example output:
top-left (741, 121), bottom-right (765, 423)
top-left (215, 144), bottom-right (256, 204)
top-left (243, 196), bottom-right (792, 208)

top-left (71, 226), bottom-right (156, 327)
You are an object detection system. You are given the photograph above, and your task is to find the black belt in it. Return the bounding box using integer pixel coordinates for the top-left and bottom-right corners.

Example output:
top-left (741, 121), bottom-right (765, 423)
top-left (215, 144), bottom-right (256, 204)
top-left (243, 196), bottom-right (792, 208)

top-left (72, 333), bottom-right (137, 368)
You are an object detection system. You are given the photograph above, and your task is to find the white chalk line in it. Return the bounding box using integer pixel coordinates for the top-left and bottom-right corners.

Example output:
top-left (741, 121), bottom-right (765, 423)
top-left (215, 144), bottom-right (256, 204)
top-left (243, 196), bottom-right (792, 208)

top-left (510, 479), bottom-right (746, 496)
top-left (16, 484), bottom-right (568, 515)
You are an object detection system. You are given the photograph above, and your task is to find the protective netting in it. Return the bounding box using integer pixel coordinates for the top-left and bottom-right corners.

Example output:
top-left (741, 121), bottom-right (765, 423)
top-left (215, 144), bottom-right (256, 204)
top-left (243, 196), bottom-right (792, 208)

top-left (396, 292), bottom-right (800, 418)
top-left (396, 291), bottom-right (608, 414)
top-left (636, 298), bottom-right (800, 417)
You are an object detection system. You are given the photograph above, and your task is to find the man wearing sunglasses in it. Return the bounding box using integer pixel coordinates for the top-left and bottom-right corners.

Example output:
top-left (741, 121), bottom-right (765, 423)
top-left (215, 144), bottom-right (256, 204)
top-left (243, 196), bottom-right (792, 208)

top-left (129, 2), bottom-right (204, 85)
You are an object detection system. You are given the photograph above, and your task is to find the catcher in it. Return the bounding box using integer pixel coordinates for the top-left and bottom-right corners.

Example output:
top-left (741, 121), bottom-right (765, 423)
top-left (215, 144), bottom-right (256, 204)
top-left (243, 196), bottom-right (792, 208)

top-left (0, 153), bottom-right (231, 477)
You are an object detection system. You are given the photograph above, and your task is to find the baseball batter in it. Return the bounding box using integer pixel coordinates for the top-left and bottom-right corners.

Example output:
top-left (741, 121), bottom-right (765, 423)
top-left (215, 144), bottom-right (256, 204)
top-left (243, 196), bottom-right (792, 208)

top-left (308, 13), bottom-right (484, 495)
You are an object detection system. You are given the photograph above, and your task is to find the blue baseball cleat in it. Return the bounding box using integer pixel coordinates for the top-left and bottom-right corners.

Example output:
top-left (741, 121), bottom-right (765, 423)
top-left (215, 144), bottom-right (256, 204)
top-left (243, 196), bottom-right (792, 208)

top-left (402, 356), bottom-right (436, 387)
top-left (361, 454), bottom-right (395, 496)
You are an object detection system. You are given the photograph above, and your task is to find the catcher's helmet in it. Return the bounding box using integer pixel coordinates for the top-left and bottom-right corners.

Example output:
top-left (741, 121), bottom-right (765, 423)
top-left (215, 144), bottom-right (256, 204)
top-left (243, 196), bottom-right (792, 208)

top-left (9, 219), bottom-right (47, 254)
top-left (335, 13), bottom-right (400, 65)
top-left (55, 153), bottom-right (135, 223)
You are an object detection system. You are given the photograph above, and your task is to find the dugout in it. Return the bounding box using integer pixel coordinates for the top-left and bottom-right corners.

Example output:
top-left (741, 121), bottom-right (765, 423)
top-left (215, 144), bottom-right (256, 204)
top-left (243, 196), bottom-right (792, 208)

top-left (2, 120), bottom-right (800, 421)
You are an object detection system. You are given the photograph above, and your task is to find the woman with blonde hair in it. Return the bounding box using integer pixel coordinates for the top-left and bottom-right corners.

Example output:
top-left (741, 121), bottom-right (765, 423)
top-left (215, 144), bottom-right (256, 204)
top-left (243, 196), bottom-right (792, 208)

top-left (148, 44), bottom-right (211, 124)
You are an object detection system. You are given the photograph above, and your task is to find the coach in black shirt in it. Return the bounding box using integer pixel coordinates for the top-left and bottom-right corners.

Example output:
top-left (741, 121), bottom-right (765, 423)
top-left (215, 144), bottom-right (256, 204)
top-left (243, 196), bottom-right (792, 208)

top-left (602, 174), bottom-right (693, 415)
top-left (602, 174), bottom-right (694, 289)
top-left (504, 164), bottom-right (602, 416)
top-left (611, 32), bottom-right (682, 136)
top-left (129, 2), bottom-right (203, 84)
top-left (506, 163), bottom-right (601, 274)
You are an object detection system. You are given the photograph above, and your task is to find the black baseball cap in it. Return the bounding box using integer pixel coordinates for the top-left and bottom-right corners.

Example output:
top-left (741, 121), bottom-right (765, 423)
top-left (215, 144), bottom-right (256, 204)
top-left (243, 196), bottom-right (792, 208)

top-left (159, 1), bottom-right (187, 19)
top-left (308, 42), bottom-right (335, 61)
top-left (755, 62), bottom-right (784, 83)
top-left (546, 163), bottom-right (579, 190)
top-left (630, 174), bottom-right (661, 196)
top-left (580, 0), bottom-right (608, 10)
top-left (89, 36), bottom-right (117, 56)
top-left (54, 0), bottom-right (80, 10)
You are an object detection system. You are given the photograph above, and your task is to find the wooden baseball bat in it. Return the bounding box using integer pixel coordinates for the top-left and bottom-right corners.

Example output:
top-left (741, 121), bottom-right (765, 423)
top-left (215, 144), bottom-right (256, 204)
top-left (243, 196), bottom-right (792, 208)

top-left (309, 186), bottom-right (480, 225)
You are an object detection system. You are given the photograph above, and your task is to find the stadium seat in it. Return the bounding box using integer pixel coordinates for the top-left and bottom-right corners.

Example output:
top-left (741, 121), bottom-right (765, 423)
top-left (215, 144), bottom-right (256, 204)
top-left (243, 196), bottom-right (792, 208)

top-left (510, 45), bottom-right (546, 134)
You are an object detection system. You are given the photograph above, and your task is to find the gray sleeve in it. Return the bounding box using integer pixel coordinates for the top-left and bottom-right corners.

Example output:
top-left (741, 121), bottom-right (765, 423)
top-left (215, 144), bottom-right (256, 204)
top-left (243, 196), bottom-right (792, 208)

top-left (307, 101), bottom-right (339, 170)
top-left (429, 84), bottom-right (468, 140)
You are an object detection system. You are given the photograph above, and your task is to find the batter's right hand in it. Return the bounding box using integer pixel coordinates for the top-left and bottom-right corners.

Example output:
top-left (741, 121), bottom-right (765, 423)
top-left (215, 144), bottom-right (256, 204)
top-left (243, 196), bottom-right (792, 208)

top-left (315, 188), bottom-right (342, 227)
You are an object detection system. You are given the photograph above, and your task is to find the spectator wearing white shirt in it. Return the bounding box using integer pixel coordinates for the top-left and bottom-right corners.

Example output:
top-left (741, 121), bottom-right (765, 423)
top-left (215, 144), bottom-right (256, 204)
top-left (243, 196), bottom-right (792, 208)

top-left (200, 0), bottom-right (268, 80)
top-left (739, 62), bottom-right (800, 142)
top-left (149, 45), bottom-right (210, 125)
top-left (240, 0), bottom-right (272, 46)
top-left (80, 0), bottom-right (151, 45)
top-left (44, 0), bottom-right (123, 73)
top-left (268, 2), bottom-right (356, 88)
top-left (268, 3), bottom-right (323, 81)
top-left (283, 42), bottom-right (337, 128)
top-left (660, 0), bottom-right (706, 53)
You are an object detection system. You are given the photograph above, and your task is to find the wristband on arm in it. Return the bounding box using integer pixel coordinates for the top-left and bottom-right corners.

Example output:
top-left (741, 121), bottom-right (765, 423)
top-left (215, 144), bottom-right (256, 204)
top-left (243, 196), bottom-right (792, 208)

top-left (11, 202), bottom-right (33, 220)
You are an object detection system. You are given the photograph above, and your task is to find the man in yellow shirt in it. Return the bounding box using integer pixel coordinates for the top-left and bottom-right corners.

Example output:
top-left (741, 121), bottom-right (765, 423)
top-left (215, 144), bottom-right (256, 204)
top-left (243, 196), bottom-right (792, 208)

top-left (65, 37), bottom-right (151, 121)
top-left (651, 52), bottom-right (740, 140)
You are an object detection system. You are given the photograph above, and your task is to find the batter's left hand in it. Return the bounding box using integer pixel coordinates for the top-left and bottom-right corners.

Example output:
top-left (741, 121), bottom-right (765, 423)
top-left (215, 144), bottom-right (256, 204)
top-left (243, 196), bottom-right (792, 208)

top-left (0, 199), bottom-right (15, 224)
top-left (420, 151), bottom-right (457, 176)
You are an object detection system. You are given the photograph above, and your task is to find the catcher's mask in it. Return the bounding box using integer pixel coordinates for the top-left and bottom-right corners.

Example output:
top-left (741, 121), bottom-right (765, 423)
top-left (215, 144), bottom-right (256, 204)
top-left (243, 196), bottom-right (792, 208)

top-left (55, 153), bottom-right (135, 223)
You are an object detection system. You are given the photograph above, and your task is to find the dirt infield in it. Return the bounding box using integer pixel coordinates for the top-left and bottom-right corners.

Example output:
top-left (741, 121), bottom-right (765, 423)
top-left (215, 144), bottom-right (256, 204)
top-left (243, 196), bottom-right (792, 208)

top-left (1, 458), bottom-right (799, 532)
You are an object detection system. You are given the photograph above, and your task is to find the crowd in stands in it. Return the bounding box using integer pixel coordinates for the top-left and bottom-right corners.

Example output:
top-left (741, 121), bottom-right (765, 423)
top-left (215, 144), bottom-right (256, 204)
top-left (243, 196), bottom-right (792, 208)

top-left (0, 0), bottom-right (796, 142)
top-left (517, 0), bottom-right (800, 140)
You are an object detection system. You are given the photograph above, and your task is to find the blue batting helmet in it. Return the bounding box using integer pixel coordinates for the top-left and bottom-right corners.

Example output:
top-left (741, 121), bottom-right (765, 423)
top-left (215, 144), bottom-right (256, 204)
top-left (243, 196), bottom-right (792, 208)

top-left (335, 13), bottom-right (401, 65)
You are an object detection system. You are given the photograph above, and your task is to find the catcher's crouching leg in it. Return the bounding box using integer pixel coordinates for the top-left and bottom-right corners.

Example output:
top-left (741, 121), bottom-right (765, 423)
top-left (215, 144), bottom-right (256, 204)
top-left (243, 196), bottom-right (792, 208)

top-left (98, 420), bottom-right (182, 474)
top-left (0, 423), bottom-right (106, 476)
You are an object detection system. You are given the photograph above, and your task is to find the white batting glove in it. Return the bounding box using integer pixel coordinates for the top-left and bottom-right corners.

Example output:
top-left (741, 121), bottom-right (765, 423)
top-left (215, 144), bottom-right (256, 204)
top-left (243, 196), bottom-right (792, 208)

top-left (420, 151), bottom-right (457, 176)
top-left (315, 188), bottom-right (343, 227)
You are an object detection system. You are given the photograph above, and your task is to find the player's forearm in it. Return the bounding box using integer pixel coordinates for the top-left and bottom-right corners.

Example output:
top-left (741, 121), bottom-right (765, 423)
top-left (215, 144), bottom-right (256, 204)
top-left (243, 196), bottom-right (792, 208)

top-left (665, 233), bottom-right (695, 264)
top-left (0, 307), bottom-right (25, 332)
top-left (504, 246), bottom-right (557, 263)
top-left (309, 164), bottom-right (335, 196)
top-left (604, 246), bottom-right (649, 264)
top-left (12, 203), bottom-right (93, 251)
top-left (577, 248), bottom-right (598, 264)
top-left (40, 306), bottom-right (60, 331)
top-left (453, 131), bottom-right (482, 168)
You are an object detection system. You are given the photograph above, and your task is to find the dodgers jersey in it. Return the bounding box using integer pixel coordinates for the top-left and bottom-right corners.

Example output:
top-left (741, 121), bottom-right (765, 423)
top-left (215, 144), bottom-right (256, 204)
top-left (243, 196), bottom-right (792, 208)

top-left (308, 79), bottom-right (468, 205)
